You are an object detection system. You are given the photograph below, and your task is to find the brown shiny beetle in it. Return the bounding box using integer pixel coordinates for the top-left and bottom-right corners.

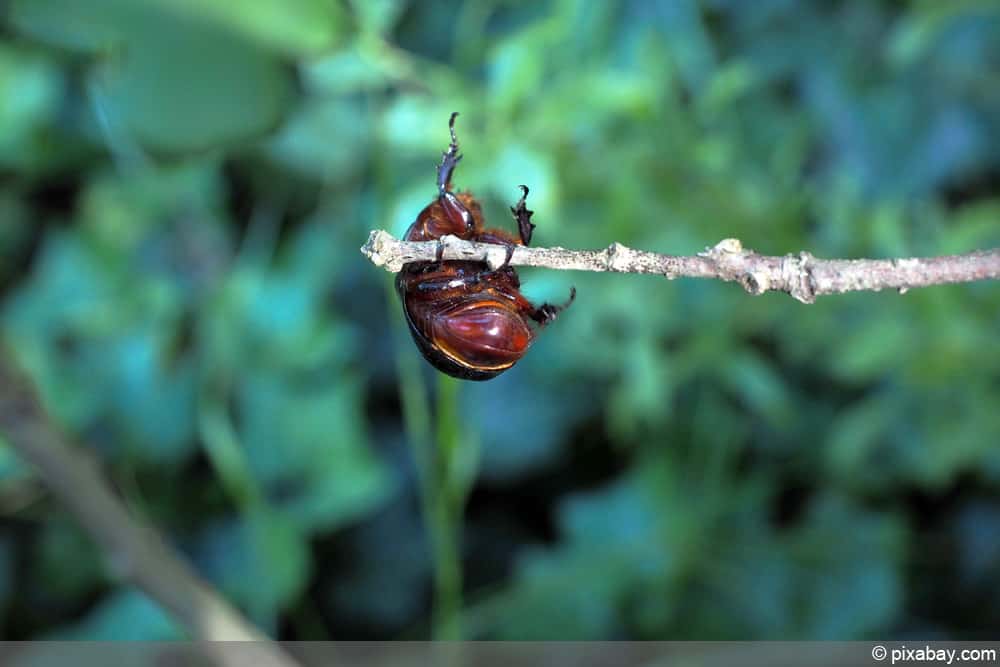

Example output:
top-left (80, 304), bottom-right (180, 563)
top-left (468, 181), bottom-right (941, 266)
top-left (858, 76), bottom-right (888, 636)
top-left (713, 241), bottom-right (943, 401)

top-left (396, 113), bottom-right (575, 381)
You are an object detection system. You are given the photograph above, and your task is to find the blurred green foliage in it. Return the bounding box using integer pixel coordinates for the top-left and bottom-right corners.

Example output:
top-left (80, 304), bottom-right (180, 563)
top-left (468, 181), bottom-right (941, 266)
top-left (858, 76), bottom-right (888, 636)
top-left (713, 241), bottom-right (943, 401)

top-left (1, 0), bottom-right (999, 641)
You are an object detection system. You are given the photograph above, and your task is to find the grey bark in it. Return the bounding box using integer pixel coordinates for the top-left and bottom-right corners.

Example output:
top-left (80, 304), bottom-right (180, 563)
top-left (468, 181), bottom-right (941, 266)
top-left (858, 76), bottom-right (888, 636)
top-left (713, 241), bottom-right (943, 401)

top-left (361, 230), bottom-right (1000, 304)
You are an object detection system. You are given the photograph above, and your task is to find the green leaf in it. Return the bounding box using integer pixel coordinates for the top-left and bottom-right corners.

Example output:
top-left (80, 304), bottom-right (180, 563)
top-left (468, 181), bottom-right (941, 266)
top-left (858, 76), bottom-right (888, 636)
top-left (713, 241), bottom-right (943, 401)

top-left (90, 12), bottom-right (294, 154)
top-left (46, 589), bottom-right (182, 640)
top-left (9, 0), bottom-right (344, 57)
top-left (263, 99), bottom-right (368, 182)
top-left (33, 517), bottom-right (105, 604)
top-left (144, 0), bottom-right (346, 56)
top-left (830, 312), bottom-right (912, 382)
top-left (7, 0), bottom-right (134, 52)
top-left (194, 507), bottom-right (310, 622)
top-left (350, 0), bottom-right (407, 37)
top-left (825, 394), bottom-right (897, 486)
top-left (0, 45), bottom-right (63, 169)
top-left (720, 349), bottom-right (794, 432)
top-left (104, 331), bottom-right (197, 464)
top-left (786, 496), bottom-right (904, 637)
top-left (0, 434), bottom-right (32, 483)
top-left (238, 376), bottom-right (392, 531)
top-left (12, 0), bottom-right (297, 153)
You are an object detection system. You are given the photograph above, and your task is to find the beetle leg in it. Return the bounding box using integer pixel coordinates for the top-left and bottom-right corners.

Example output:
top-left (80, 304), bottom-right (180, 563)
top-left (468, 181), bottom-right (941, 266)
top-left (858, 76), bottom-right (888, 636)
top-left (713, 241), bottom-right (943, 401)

top-left (530, 286), bottom-right (576, 326)
top-left (473, 243), bottom-right (515, 284)
top-left (510, 184), bottom-right (536, 246)
top-left (499, 243), bottom-right (515, 269)
top-left (437, 112), bottom-right (462, 195)
top-left (435, 238), bottom-right (446, 264)
top-left (412, 274), bottom-right (470, 297)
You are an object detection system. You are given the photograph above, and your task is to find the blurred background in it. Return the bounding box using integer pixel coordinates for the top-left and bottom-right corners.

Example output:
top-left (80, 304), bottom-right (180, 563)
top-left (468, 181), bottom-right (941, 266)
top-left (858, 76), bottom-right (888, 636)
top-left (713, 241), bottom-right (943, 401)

top-left (1, 0), bottom-right (999, 641)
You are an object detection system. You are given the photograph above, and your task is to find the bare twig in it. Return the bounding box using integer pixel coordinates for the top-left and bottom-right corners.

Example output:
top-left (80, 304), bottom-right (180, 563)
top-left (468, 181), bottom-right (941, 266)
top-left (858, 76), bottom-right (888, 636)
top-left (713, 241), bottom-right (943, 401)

top-left (361, 230), bottom-right (1000, 304)
top-left (0, 353), bottom-right (297, 667)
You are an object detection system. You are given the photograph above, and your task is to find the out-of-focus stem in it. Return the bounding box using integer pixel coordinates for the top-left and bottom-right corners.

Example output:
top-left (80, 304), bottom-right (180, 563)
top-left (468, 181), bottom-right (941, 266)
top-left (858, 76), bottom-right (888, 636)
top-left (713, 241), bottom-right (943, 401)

top-left (386, 279), bottom-right (463, 639)
top-left (0, 352), bottom-right (296, 667)
top-left (431, 373), bottom-right (463, 640)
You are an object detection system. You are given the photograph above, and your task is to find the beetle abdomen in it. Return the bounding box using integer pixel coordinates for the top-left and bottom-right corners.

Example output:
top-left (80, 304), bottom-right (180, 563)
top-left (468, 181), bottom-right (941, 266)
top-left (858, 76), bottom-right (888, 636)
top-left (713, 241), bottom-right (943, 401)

top-left (431, 299), bottom-right (532, 371)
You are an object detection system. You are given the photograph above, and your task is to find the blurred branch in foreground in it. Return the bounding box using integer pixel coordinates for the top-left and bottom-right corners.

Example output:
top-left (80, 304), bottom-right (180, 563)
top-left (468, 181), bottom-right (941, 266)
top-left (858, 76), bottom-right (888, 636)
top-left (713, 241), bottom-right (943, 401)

top-left (362, 230), bottom-right (1000, 304)
top-left (0, 352), bottom-right (297, 667)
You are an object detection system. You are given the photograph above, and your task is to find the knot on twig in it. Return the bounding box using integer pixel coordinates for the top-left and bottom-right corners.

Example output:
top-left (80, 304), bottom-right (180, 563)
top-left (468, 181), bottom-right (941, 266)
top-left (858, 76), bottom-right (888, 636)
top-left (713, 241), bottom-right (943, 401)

top-left (782, 251), bottom-right (817, 304)
top-left (476, 237), bottom-right (511, 269)
top-left (606, 242), bottom-right (630, 272)
top-left (360, 230), bottom-right (407, 273)
top-left (703, 238), bottom-right (774, 296)
top-left (740, 271), bottom-right (769, 295)
top-left (359, 230), bottom-right (385, 265)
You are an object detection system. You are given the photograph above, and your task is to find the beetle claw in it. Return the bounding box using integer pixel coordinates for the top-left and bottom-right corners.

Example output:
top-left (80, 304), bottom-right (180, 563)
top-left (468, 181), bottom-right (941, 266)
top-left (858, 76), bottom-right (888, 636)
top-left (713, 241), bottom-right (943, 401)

top-left (437, 112), bottom-right (462, 195)
top-left (500, 243), bottom-right (515, 269)
top-left (511, 184), bottom-right (536, 246)
top-left (533, 286), bottom-right (576, 326)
